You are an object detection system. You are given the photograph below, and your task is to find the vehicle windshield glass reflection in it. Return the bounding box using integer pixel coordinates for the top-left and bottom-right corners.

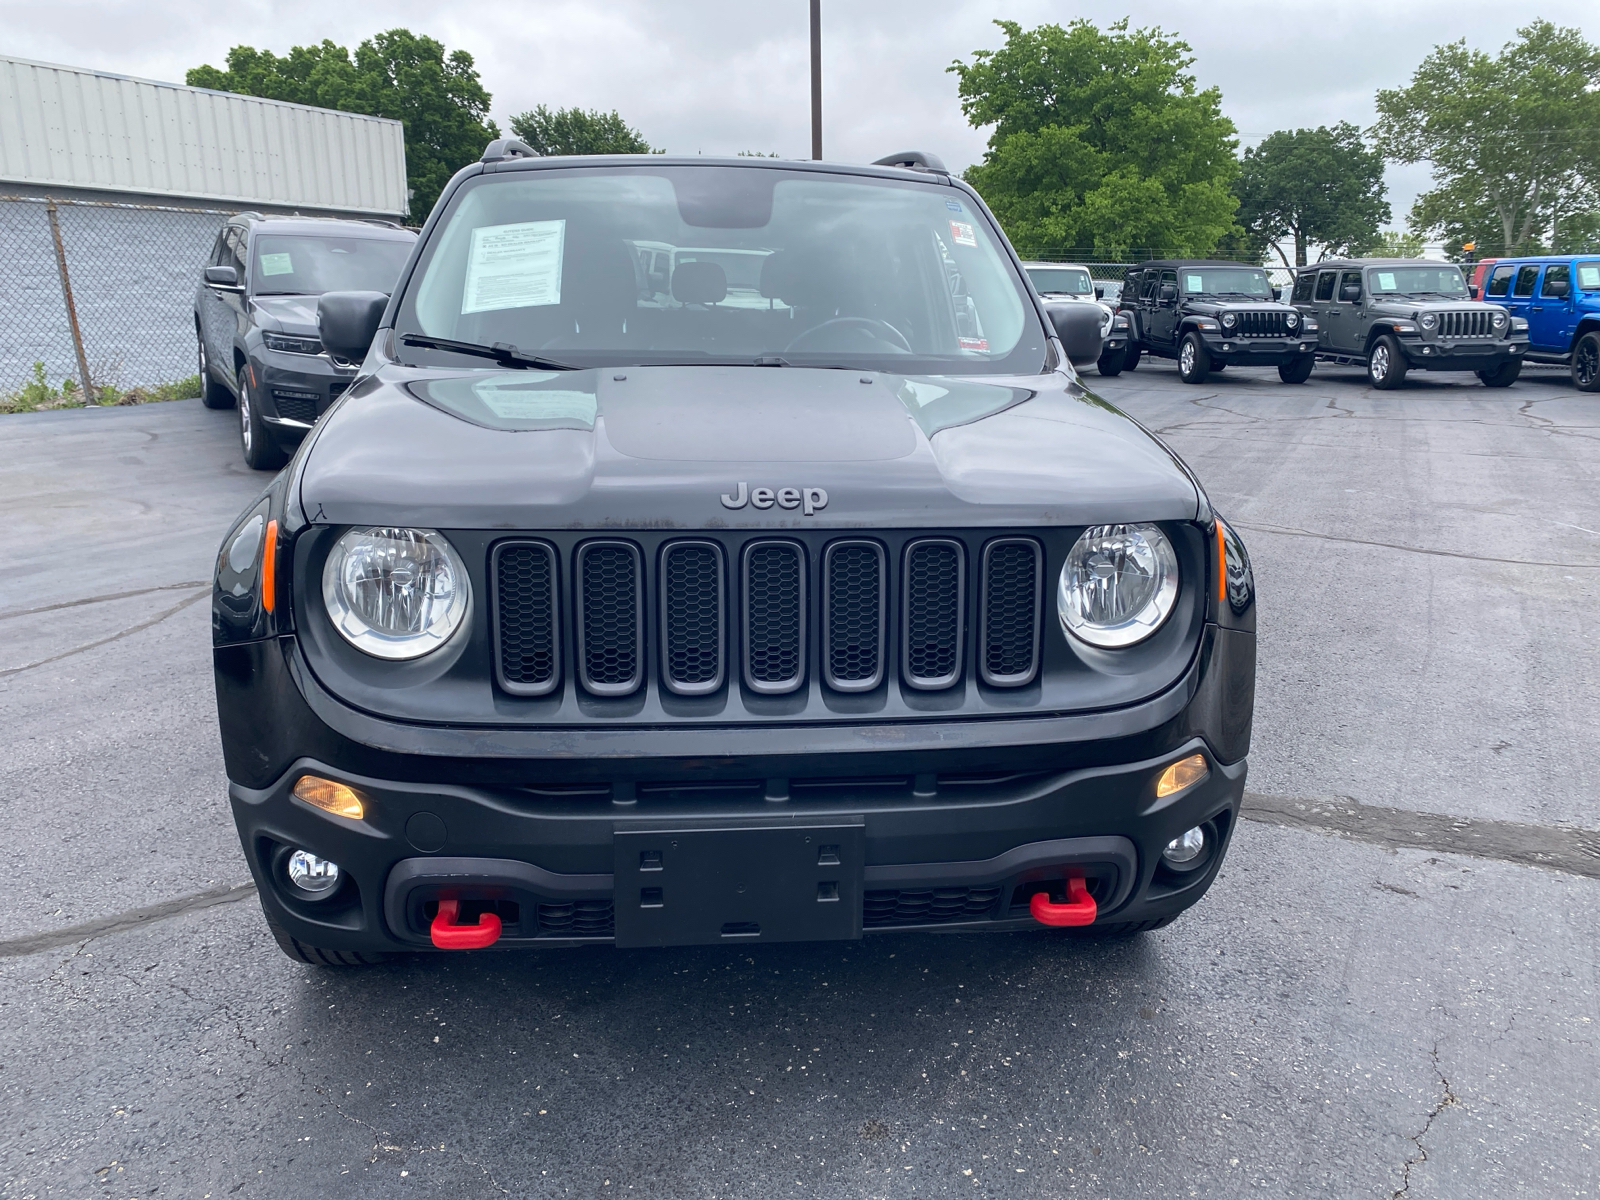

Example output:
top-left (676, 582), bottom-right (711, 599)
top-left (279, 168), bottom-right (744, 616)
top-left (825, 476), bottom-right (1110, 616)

top-left (1178, 267), bottom-right (1273, 298)
top-left (397, 166), bottom-right (1046, 375)
top-left (1026, 267), bottom-right (1093, 296)
top-left (1367, 266), bottom-right (1469, 297)
top-left (252, 236), bottom-right (414, 296)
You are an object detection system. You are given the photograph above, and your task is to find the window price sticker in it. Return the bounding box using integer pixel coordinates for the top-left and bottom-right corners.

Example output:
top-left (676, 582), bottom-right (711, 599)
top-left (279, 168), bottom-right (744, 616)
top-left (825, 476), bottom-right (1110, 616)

top-left (462, 220), bottom-right (566, 314)
top-left (949, 220), bottom-right (978, 248)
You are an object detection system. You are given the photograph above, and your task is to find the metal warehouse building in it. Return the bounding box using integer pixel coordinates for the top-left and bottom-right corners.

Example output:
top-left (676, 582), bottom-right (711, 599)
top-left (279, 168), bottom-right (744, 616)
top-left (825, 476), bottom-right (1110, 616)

top-left (0, 54), bottom-right (408, 396)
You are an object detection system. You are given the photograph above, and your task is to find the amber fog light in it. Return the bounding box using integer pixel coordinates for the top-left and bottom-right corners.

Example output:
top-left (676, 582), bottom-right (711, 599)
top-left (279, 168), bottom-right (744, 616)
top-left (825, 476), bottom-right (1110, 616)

top-left (1156, 753), bottom-right (1208, 798)
top-left (293, 775), bottom-right (365, 820)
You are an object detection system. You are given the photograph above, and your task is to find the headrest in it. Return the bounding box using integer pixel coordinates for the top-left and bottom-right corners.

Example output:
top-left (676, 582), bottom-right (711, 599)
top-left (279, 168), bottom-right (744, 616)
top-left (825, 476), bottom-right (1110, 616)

top-left (672, 260), bottom-right (727, 305)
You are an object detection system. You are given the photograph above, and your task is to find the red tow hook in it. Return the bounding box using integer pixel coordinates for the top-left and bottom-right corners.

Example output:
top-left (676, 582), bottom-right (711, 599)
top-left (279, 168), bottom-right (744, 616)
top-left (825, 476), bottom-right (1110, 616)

top-left (1029, 876), bottom-right (1097, 927)
top-left (429, 899), bottom-right (502, 949)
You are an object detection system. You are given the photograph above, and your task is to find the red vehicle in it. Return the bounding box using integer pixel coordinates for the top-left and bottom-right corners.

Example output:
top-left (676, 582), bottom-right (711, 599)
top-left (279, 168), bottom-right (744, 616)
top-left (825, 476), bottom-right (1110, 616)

top-left (1467, 258), bottom-right (1499, 299)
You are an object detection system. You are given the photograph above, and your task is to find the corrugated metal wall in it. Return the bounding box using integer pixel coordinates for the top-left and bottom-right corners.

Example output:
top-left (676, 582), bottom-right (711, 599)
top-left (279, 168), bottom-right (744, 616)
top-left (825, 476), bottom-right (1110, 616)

top-left (0, 55), bottom-right (408, 216)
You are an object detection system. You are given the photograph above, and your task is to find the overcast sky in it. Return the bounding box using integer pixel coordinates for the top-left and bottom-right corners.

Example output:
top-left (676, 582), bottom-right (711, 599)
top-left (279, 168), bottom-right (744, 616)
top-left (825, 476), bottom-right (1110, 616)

top-left (5, 0), bottom-right (1597, 229)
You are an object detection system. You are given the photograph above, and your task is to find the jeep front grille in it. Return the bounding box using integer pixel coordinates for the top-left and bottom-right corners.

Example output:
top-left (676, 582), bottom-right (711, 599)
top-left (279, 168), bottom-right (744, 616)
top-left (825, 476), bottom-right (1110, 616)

top-left (1437, 310), bottom-right (1493, 338)
top-left (492, 532), bottom-right (1048, 699)
top-left (864, 885), bottom-right (1002, 927)
top-left (1234, 311), bottom-right (1291, 338)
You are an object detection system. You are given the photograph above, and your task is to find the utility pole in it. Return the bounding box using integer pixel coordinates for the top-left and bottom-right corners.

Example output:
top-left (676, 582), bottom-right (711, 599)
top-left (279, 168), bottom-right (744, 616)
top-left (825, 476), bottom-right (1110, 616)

top-left (810, 0), bottom-right (822, 160)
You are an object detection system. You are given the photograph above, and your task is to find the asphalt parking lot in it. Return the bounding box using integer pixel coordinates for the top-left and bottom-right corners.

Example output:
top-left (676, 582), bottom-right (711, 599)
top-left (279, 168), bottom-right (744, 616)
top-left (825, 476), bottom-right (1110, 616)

top-left (2, 360), bottom-right (1597, 1199)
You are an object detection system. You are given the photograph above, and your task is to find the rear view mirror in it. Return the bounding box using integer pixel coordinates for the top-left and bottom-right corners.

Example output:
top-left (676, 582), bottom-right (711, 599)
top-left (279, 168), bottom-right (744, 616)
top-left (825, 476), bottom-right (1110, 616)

top-left (1272, 286), bottom-right (1283, 301)
top-left (1545, 278), bottom-right (1570, 298)
top-left (204, 265), bottom-right (240, 288)
top-left (1046, 302), bottom-right (1104, 369)
top-left (1159, 283), bottom-right (1177, 303)
top-left (318, 291), bottom-right (389, 363)
top-left (1094, 285), bottom-right (1104, 299)
top-left (1340, 284), bottom-right (1362, 302)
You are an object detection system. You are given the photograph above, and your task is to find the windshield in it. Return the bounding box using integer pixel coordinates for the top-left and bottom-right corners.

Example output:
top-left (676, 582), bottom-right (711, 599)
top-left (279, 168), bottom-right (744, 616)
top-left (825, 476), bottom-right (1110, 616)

top-left (1179, 267), bottom-right (1272, 297)
top-left (251, 234), bottom-right (414, 296)
top-left (1026, 267), bottom-right (1093, 296)
top-left (398, 166), bottom-right (1045, 374)
top-left (1368, 265), bottom-right (1468, 296)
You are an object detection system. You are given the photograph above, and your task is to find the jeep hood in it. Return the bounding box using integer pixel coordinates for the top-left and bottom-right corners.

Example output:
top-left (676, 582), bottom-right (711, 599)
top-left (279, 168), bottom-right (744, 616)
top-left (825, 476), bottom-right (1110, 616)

top-left (296, 364), bottom-right (1201, 529)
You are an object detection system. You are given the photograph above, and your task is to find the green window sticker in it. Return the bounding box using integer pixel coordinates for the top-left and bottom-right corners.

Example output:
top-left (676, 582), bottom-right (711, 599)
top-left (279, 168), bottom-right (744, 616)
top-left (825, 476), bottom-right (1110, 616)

top-left (1579, 265), bottom-right (1600, 290)
top-left (258, 252), bottom-right (294, 277)
top-left (1185, 274), bottom-right (1203, 292)
top-left (1376, 272), bottom-right (1396, 290)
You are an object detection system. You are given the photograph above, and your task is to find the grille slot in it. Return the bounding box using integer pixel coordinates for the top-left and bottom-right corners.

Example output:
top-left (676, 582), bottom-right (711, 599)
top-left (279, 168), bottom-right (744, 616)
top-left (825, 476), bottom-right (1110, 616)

top-left (269, 389), bottom-right (318, 423)
top-left (902, 538), bottom-right (965, 690)
top-left (742, 541), bottom-right (806, 694)
top-left (660, 541), bottom-right (725, 695)
top-left (863, 886), bottom-right (1002, 927)
top-left (493, 541), bottom-right (560, 696)
top-left (575, 541), bottom-right (644, 696)
top-left (1235, 310), bottom-right (1289, 338)
top-left (823, 540), bottom-right (886, 692)
top-left (979, 538), bottom-right (1042, 687)
top-left (1439, 309), bottom-right (1492, 338)
top-left (536, 899), bottom-right (614, 937)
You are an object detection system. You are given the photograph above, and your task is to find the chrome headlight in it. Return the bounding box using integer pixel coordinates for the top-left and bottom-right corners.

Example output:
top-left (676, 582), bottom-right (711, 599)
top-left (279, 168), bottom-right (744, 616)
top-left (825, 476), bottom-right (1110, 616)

top-left (1057, 524), bottom-right (1180, 648)
top-left (1220, 312), bottom-right (1237, 329)
top-left (1420, 313), bottom-right (1437, 330)
top-left (322, 527), bottom-right (470, 659)
top-left (1492, 311), bottom-right (1508, 328)
top-left (1285, 310), bottom-right (1300, 328)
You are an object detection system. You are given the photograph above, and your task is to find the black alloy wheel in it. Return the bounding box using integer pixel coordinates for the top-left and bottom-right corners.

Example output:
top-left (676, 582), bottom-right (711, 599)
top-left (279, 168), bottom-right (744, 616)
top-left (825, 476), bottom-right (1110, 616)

top-left (1477, 359), bottom-right (1522, 388)
top-left (197, 327), bottom-right (235, 409)
top-left (1278, 354), bottom-right (1315, 384)
top-left (1572, 332), bottom-right (1600, 392)
top-left (1367, 335), bottom-right (1408, 390)
top-left (237, 366), bottom-right (288, 471)
top-left (1177, 332), bottom-right (1211, 384)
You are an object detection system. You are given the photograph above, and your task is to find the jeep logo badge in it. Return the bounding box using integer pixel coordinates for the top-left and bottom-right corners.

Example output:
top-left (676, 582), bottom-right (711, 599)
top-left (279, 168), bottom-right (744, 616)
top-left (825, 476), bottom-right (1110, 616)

top-left (720, 482), bottom-right (828, 515)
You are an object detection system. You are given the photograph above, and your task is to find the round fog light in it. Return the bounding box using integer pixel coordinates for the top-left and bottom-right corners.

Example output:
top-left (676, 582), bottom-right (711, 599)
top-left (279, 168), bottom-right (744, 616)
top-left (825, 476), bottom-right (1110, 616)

top-left (1162, 826), bottom-right (1207, 866)
top-left (286, 849), bottom-right (341, 895)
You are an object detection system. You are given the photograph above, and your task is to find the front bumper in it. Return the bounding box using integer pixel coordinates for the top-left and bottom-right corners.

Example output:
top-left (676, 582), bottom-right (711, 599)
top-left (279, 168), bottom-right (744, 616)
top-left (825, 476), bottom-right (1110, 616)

top-left (1395, 337), bottom-right (1526, 371)
top-left (1199, 334), bottom-right (1316, 365)
top-left (218, 624), bottom-right (1254, 953)
top-left (251, 349), bottom-right (358, 436)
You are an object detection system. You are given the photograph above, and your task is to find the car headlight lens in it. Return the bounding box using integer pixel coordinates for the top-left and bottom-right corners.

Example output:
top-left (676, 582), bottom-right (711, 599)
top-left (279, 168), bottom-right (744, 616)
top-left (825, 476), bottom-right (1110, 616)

top-left (1220, 312), bottom-right (1237, 328)
top-left (322, 527), bottom-right (469, 659)
top-left (1285, 310), bottom-right (1300, 328)
top-left (1057, 523), bottom-right (1180, 648)
top-left (1420, 313), bottom-right (1437, 330)
top-left (263, 331), bottom-right (325, 355)
top-left (1493, 311), bottom-right (1507, 328)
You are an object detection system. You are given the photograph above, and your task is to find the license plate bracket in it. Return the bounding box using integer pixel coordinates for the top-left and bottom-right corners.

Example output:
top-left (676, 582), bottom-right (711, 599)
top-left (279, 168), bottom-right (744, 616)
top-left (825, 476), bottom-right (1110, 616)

top-left (612, 821), bottom-right (864, 948)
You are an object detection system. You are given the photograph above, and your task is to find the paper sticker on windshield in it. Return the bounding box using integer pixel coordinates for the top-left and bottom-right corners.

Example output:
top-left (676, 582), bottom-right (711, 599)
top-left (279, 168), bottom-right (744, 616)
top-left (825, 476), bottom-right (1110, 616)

top-left (471, 377), bottom-right (595, 423)
top-left (462, 220), bottom-right (565, 314)
top-left (1580, 265), bottom-right (1600, 290)
top-left (957, 336), bottom-right (990, 352)
top-left (949, 220), bottom-right (977, 247)
top-left (1185, 274), bottom-right (1203, 292)
top-left (945, 200), bottom-right (964, 213)
top-left (1377, 272), bottom-right (1397, 290)
top-left (258, 253), bottom-right (294, 277)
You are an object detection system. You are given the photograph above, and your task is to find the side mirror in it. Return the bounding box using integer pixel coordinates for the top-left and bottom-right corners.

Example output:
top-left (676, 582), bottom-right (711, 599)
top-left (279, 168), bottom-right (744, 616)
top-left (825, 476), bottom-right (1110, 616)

top-left (1272, 286), bottom-right (1283, 301)
top-left (1545, 279), bottom-right (1570, 298)
top-left (317, 291), bottom-right (389, 363)
top-left (1046, 302), bottom-right (1104, 369)
top-left (1340, 284), bottom-right (1362, 302)
top-left (204, 265), bottom-right (240, 288)
top-left (1158, 283), bottom-right (1177, 303)
top-left (1094, 285), bottom-right (1105, 299)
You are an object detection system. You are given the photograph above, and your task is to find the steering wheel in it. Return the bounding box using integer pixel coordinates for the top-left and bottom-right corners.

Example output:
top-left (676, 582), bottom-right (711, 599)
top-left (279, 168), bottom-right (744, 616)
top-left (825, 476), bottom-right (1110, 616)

top-left (785, 317), bottom-right (913, 355)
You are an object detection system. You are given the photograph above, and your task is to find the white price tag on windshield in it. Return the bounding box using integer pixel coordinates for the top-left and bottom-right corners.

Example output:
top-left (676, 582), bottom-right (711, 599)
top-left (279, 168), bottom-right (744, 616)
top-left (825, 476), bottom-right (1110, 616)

top-left (1377, 272), bottom-right (1396, 290)
top-left (259, 252), bottom-right (293, 277)
top-left (462, 220), bottom-right (565, 314)
top-left (1185, 274), bottom-right (1203, 291)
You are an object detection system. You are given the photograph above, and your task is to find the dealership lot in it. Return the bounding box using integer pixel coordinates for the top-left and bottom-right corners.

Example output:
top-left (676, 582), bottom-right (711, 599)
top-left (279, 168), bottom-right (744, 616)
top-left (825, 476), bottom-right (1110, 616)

top-left (2, 363), bottom-right (1596, 1198)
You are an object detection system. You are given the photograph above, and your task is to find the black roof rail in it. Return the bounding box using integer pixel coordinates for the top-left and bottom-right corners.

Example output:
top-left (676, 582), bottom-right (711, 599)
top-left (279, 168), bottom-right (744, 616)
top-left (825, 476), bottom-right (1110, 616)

top-left (481, 138), bottom-right (539, 163)
top-left (872, 151), bottom-right (949, 175)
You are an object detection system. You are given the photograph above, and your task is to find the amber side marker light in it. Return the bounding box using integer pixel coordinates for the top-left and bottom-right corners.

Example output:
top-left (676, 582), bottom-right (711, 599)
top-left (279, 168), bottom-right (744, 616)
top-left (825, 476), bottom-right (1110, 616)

top-left (260, 518), bottom-right (278, 613)
top-left (293, 775), bottom-right (366, 820)
top-left (1156, 754), bottom-right (1209, 798)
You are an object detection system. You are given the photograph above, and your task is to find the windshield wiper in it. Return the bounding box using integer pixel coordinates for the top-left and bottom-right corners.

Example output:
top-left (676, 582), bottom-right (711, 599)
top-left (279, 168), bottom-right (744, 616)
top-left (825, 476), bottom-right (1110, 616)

top-left (398, 332), bottom-right (577, 371)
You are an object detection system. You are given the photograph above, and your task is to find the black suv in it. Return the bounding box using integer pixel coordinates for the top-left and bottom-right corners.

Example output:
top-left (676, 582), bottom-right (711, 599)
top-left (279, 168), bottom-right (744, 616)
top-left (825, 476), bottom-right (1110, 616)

top-left (194, 215), bottom-right (416, 469)
top-left (1119, 260), bottom-right (1317, 384)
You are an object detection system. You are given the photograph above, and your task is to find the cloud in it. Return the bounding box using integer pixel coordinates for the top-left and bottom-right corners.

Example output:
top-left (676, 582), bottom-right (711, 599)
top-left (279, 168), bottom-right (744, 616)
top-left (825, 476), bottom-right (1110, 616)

top-left (3, 0), bottom-right (1595, 224)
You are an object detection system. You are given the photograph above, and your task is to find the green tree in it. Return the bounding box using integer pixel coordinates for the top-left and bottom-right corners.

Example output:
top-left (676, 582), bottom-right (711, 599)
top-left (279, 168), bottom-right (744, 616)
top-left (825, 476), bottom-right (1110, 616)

top-left (508, 106), bottom-right (657, 156)
top-left (1235, 123), bottom-right (1389, 267)
top-left (188, 30), bottom-right (498, 220)
top-left (949, 19), bottom-right (1241, 259)
top-left (1366, 230), bottom-right (1425, 258)
top-left (1372, 20), bottom-right (1600, 256)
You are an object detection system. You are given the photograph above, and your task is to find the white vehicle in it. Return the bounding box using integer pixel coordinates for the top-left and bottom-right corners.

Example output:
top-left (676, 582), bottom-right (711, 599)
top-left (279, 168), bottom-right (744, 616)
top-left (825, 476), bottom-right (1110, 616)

top-left (1022, 262), bottom-right (1128, 375)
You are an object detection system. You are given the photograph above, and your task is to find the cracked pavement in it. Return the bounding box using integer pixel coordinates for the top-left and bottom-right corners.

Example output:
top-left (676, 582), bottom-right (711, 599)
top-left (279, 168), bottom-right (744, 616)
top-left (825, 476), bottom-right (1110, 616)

top-left (2, 366), bottom-right (1597, 1198)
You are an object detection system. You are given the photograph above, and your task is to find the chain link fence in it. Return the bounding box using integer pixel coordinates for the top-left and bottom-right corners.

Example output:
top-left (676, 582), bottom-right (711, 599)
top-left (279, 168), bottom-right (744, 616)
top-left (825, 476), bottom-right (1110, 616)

top-left (0, 194), bottom-right (236, 403)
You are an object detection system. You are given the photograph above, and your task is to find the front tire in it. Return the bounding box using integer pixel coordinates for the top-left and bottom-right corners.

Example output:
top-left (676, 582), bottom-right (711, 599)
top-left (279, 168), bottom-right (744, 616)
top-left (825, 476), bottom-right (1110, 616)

top-left (1572, 332), bottom-right (1600, 391)
top-left (1367, 335), bottom-right (1408, 390)
top-left (1477, 359), bottom-right (1521, 388)
top-left (264, 908), bottom-right (390, 967)
top-left (1123, 343), bottom-right (1142, 371)
top-left (198, 330), bottom-right (234, 409)
top-left (1278, 354), bottom-right (1315, 384)
top-left (1177, 332), bottom-right (1211, 384)
top-left (1096, 346), bottom-right (1126, 376)
top-left (238, 367), bottom-right (288, 471)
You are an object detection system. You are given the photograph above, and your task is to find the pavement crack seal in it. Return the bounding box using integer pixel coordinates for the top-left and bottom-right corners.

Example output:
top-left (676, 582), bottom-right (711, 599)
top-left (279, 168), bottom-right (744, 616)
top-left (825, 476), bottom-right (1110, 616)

top-left (0, 882), bottom-right (258, 958)
top-left (0, 586), bottom-right (208, 678)
top-left (0, 580), bottom-right (208, 623)
top-left (1242, 791), bottom-right (1600, 879)
top-left (1232, 521), bottom-right (1600, 569)
top-left (1392, 1045), bottom-right (1458, 1199)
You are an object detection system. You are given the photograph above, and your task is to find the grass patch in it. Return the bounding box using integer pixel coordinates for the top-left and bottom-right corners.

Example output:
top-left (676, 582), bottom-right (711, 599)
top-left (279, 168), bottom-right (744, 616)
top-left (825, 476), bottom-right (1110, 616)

top-left (0, 363), bottom-right (202, 414)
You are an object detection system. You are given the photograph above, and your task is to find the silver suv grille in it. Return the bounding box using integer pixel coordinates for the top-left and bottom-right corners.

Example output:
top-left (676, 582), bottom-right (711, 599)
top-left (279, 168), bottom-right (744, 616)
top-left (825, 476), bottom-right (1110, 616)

top-left (1437, 310), bottom-right (1494, 338)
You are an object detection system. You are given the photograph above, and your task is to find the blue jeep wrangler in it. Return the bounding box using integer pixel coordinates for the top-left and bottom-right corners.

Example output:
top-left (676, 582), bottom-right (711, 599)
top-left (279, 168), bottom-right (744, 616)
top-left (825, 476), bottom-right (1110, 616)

top-left (1480, 256), bottom-right (1600, 390)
